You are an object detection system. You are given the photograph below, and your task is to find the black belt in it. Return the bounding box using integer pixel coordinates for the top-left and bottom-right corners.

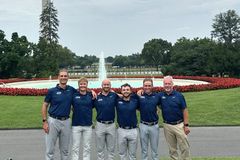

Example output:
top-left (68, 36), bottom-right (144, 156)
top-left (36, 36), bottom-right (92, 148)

top-left (141, 120), bottom-right (158, 126)
top-left (98, 120), bottom-right (114, 124)
top-left (50, 115), bottom-right (69, 121)
top-left (119, 125), bottom-right (137, 129)
top-left (164, 119), bottom-right (183, 125)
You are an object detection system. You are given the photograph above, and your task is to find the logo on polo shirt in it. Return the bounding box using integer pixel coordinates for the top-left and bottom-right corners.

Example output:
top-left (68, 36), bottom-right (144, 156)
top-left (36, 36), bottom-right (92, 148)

top-left (162, 96), bottom-right (166, 99)
top-left (140, 96), bottom-right (145, 99)
top-left (75, 96), bottom-right (80, 99)
top-left (56, 91), bottom-right (62, 95)
top-left (98, 99), bottom-right (103, 101)
top-left (118, 101), bottom-right (123, 104)
top-left (172, 96), bottom-right (176, 99)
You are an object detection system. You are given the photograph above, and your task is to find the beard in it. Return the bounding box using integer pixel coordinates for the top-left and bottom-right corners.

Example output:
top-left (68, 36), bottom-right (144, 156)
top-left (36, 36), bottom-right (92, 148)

top-left (122, 93), bottom-right (131, 98)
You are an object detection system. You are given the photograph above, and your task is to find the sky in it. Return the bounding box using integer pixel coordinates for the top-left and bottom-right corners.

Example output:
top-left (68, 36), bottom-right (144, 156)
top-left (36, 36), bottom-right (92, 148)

top-left (0, 0), bottom-right (240, 57)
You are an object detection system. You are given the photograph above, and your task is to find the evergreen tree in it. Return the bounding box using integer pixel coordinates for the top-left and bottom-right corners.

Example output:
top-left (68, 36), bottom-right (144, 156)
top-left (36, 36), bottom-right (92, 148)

top-left (40, 1), bottom-right (59, 44)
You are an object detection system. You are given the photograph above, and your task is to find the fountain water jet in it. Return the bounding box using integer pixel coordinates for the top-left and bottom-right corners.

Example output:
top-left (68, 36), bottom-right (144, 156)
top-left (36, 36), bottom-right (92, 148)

top-left (98, 52), bottom-right (107, 82)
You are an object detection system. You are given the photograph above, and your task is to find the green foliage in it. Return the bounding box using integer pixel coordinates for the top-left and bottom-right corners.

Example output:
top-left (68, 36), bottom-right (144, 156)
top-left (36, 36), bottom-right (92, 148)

top-left (74, 54), bottom-right (98, 68)
top-left (32, 38), bottom-right (58, 77)
top-left (212, 10), bottom-right (240, 45)
top-left (0, 31), bottom-right (34, 78)
top-left (141, 39), bottom-right (172, 71)
top-left (40, 1), bottom-right (59, 44)
top-left (112, 55), bottom-right (128, 67)
top-left (162, 37), bottom-right (216, 76)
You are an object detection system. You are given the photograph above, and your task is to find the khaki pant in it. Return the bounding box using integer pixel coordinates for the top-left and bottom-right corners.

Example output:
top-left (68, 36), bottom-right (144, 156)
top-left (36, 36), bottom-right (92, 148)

top-left (163, 122), bottom-right (191, 160)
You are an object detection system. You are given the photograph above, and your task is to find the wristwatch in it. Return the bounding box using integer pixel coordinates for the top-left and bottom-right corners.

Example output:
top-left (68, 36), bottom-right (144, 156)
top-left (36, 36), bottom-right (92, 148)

top-left (184, 123), bottom-right (189, 127)
top-left (42, 119), bottom-right (47, 123)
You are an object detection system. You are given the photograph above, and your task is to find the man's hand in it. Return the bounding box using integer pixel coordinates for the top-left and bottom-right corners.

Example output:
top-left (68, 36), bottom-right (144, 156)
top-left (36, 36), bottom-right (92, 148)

top-left (91, 90), bottom-right (97, 99)
top-left (137, 89), bottom-right (143, 96)
top-left (184, 126), bottom-right (190, 135)
top-left (43, 122), bottom-right (49, 134)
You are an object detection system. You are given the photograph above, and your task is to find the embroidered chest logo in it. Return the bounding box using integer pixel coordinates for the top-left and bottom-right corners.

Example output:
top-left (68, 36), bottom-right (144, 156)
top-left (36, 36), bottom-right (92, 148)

top-left (56, 92), bottom-right (62, 95)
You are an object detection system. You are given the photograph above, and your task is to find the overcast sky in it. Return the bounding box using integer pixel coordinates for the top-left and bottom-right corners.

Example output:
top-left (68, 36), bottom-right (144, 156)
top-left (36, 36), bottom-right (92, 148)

top-left (0, 0), bottom-right (240, 57)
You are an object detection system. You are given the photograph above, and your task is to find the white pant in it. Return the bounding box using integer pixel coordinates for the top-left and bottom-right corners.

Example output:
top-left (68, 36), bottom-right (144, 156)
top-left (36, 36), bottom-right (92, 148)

top-left (117, 127), bottom-right (138, 160)
top-left (95, 122), bottom-right (116, 160)
top-left (45, 117), bottom-right (71, 160)
top-left (72, 126), bottom-right (92, 160)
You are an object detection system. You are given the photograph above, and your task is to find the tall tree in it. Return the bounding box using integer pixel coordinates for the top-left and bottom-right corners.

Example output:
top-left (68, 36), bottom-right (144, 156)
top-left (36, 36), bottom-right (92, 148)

top-left (141, 39), bottom-right (172, 71)
top-left (40, 1), bottom-right (59, 44)
top-left (164, 37), bottom-right (216, 76)
top-left (0, 32), bottom-right (33, 78)
top-left (211, 10), bottom-right (240, 45)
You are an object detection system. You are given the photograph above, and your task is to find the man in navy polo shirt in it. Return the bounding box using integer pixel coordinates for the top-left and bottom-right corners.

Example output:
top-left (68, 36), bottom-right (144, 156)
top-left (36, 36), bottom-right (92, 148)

top-left (138, 78), bottom-right (160, 160)
top-left (116, 83), bottom-right (139, 160)
top-left (159, 76), bottom-right (191, 160)
top-left (71, 77), bottom-right (94, 160)
top-left (94, 79), bottom-right (118, 160)
top-left (41, 69), bottom-right (76, 160)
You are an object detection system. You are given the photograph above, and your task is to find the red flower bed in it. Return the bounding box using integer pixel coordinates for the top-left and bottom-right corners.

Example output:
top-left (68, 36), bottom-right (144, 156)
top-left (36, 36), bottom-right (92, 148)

top-left (0, 88), bottom-right (48, 96)
top-left (1, 76), bottom-right (240, 96)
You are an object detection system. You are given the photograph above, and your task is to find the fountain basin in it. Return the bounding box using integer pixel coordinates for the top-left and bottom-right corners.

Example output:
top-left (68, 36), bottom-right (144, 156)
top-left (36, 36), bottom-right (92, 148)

top-left (5, 78), bottom-right (209, 89)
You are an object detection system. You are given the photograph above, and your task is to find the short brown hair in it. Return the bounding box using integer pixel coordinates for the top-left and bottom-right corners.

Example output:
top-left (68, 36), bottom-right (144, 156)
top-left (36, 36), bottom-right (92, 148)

top-left (121, 83), bottom-right (132, 89)
top-left (78, 77), bottom-right (88, 85)
top-left (143, 78), bottom-right (153, 85)
top-left (58, 68), bottom-right (68, 75)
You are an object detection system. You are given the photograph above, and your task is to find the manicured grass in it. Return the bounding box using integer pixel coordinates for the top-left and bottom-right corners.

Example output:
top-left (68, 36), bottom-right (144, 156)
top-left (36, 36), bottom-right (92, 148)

top-left (0, 96), bottom-right (43, 128)
top-left (184, 87), bottom-right (240, 126)
top-left (0, 87), bottom-right (240, 128)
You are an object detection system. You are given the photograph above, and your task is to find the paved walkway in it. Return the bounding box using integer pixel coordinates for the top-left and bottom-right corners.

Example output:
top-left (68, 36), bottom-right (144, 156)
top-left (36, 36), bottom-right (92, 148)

top-left (0, 126), bottom-right (240, 160)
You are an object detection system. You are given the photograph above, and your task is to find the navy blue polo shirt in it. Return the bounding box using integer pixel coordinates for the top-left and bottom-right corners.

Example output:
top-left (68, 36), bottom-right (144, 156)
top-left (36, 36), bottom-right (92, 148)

top-left (44, 84), bottom-right (76, 117)
top-left (94, 92), bottom-right (118, 122)
top-left (139, 92), bottom-right (160, 122)
top-left (72, 91), bottom-right (94, 126)
top-left (159, 90), bottom-right (187, 122)
top-left (116, 96), bottom-right (139, 127)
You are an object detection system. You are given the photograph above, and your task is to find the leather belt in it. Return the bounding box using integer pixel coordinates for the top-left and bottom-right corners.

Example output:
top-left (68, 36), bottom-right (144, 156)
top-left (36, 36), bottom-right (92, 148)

top-left (141, 120), bottom-right (158, 126)
top-left (119, 125), bottom-right (137, 129)
top-left (50, 115), bottom-right (69, 121)
top-left (163, 119), bottom-right (183, 125)
top-left (98, 120), bottom-right (114, 124)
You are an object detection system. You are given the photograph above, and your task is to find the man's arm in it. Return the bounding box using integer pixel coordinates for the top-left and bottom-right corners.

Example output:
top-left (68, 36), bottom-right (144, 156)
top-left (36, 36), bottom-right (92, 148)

top-left (183, 108), bottom-right (190, 135)
top-left (41, 102), bottom-right (49, 133)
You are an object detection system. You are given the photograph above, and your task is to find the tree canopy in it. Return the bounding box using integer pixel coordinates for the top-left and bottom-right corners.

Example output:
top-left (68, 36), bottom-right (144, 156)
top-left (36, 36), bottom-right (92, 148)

top-left (212, 10), bottom-right (240, 45)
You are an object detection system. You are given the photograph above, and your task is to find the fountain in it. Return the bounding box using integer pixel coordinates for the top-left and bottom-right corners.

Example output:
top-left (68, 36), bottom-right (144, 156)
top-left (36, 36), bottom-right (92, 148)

top-left (98, 52), bottom-right (107, 82)
top-left (5, 52), bottom-right (210, 89)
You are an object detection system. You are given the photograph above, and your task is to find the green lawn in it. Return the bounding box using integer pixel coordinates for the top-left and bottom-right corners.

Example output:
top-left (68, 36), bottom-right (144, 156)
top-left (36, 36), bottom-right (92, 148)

top-left (0, 87), bottom-right (240, 128)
